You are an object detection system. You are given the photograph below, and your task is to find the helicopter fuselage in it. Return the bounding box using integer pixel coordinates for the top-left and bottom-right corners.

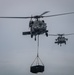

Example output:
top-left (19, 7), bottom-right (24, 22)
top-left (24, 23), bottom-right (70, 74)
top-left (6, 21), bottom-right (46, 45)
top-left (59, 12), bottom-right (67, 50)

top-left (22, 19), bottom-right (48, 41)
top-left (29, 20), bottom-right (48, 35)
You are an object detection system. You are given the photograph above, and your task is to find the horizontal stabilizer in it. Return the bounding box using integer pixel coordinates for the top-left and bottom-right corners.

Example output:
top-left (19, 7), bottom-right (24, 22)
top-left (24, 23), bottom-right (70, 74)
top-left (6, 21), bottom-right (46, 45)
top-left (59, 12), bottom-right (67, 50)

top-left (22, 31), bottom-right (31, 35)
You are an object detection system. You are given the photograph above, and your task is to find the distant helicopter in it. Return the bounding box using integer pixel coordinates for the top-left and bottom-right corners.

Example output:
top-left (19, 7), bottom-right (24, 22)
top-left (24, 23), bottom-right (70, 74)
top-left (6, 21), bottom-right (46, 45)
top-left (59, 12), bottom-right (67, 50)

top-left (0, 11), bottom-right (74, 41)
top-left (49, 33), bottom-right (74, 46)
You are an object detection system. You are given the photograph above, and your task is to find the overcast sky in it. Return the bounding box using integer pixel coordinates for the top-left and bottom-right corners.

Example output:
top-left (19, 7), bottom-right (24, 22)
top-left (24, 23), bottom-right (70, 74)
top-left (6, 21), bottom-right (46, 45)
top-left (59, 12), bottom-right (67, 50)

top-left (0, 0), bottom-right (74, 75)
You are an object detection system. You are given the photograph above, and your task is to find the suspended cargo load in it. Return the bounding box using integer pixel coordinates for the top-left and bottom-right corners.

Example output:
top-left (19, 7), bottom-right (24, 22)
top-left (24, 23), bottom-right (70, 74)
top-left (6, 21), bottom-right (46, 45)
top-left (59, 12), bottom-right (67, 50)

top-left (30, 55), bottom-right (44, 73)
top-left (30, 65), bottom-right (44, 73)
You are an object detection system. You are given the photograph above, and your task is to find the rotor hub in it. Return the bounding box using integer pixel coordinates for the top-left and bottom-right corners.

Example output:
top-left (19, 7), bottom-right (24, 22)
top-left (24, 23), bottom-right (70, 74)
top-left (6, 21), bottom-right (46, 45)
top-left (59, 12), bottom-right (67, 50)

top-left (33, 15), bottom-right (43, 19)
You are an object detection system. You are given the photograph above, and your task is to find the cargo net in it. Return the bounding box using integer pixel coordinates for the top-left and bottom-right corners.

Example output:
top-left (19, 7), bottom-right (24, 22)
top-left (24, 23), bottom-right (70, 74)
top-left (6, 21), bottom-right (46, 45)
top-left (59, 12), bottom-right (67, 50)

top-left (30, 35), bottom-right (44, 73)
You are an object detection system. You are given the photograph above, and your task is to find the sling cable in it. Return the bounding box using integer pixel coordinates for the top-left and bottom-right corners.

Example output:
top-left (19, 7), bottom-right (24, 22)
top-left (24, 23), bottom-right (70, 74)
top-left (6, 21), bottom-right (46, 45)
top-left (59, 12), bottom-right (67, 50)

top-left (30, 35), bottom-right (45, 73)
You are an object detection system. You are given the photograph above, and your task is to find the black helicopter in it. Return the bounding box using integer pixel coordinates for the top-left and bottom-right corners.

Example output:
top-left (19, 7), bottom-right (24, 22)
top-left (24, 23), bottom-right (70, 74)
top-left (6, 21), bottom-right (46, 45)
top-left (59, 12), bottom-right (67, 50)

top-left (23, 11), bottom-right (49, 41)
top-left (0, 11), bottom-right (74, 41)
top-left (49, 33), bottom-right (74, 46)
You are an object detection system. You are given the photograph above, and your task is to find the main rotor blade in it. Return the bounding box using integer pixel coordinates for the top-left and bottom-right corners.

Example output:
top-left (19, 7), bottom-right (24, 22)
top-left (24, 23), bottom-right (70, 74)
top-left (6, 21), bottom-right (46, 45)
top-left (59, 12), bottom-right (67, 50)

top-left (42, 12), bottom-right (74, 18)
top-left (40, 11), bottom-right (50, 16)
top-left (0, 12), bottom-right (74, 19)
top-left (48, 34), bottom-right (58, 36)
top-left (49, 33), bottom-right (74, 36)
top-left (0, 16), bottom-right (33, 19)
top-left (64, 33), bottom-right (74, 36)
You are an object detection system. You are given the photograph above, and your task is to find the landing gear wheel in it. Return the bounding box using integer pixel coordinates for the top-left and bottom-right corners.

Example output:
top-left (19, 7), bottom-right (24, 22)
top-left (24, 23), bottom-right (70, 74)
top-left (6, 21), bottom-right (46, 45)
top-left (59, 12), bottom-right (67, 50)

top-left (65, 42), bottom-right (66, 44)
top-left (45, 32), bottom-right (48, 37)
top-left (31, 34), bottom-right (33, 38)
